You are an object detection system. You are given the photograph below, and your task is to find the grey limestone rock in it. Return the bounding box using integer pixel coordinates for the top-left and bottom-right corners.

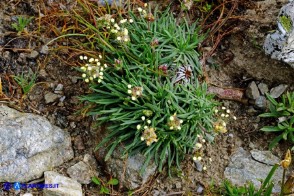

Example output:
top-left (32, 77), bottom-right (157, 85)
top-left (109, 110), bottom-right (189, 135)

top-left (257, 83), bottom-right (269, 95)
top-left (0, 105), bottom-right (74, 182)
top-left (67, 161), bottom-right (93, 184)
top-left (224, 147), bottom-right (283, 193)
top-left (254, 95), bottom-right (267, 110)
top-left (43, 171), bottom-right (82, 196)
top-left (270, 84), bottom-right (288, 98)
top-left (264, 1), bottom-right (294, 68)
top-left (246, 81), bottom-right (260, 100)
top-left (96, 144), bottom-right (157, 189)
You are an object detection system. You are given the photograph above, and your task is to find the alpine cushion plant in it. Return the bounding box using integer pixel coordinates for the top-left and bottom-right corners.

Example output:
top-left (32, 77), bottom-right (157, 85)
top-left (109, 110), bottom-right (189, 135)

top-left (81, 68), bottom-right (216, 173)
top-left (75, 3), bottom-right (217, 173)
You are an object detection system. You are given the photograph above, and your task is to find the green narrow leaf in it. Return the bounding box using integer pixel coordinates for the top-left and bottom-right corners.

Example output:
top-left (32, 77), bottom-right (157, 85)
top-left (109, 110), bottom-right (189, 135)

top-left (269, 134), bottom-right (283, 150)
top-left (260, 126), bottom-right (281, 132)
top-left (257, 164), bottom-right (279, 194)
top-left (266, 93), bottom-right (278, 106)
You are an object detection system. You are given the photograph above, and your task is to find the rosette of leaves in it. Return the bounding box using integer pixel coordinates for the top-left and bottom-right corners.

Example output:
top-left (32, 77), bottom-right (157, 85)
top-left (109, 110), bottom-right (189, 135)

top-left (80, 63), bottom-right (217, 173)
top-left (259, 92), bottom-right (294, 149)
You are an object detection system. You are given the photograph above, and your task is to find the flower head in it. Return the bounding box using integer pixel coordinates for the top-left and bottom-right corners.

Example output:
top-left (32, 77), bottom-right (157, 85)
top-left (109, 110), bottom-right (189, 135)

top-left (141, 127), bottom-right (158, 146)
top-left (281, 149), bottom-right (292, 169)
top-left (167, 113), bottom-right (183, 130)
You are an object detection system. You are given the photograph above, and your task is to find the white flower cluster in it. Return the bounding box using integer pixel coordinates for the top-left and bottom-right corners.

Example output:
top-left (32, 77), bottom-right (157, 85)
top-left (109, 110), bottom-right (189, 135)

top-left (137, 3), bottom-right (148, 17)
top-left (127, 84), bottom-right (143, 100)
top-left (192, 135), bottom-right (211, 172)
top-left (167, 113), bottom-right (183, 130)
top-left (79, 55), bottom-right (107, 83)
top-left (106, 17), bottom-right (132, 42)
top-left (140, 126), bottom-right (158, 146)
top-left (214, 106), bottom-right (237, 133)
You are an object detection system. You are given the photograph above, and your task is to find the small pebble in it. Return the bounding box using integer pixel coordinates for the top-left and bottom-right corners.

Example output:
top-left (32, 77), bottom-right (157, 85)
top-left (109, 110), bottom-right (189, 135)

top-left (196, 185), bottom-right (204, 194)
top-left (40, 45), bottom-right (49, 54)
top-left (28, 50), bottom-right (39, 59)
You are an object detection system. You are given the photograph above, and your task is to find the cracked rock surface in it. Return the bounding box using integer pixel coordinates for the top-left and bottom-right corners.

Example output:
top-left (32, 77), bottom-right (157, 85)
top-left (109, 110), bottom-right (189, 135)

top-left (0, 105), bottom-right (74, 182)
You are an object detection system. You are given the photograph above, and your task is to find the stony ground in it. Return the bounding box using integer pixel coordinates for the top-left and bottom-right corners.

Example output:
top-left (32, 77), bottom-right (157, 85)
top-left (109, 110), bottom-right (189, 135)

top-left (0, 0), bottom-right (294, 195)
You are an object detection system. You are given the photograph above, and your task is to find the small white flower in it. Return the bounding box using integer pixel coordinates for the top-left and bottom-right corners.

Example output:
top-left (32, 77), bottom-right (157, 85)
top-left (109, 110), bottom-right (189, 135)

top-left (99, 54), bottom-right (102, 59)
top-left (114, 23), bottom-right (120, 30)
top-left (81, 66), bottom-right (86, 71)
top-left (169, 116), bottom-right (174, 121)
top-left (100, 67), bottom-right (104, 71)
top-left (170, 126), bottom-right (174, 130)
top-left (79, 56), bottom-right (84, 60)
top-left (221, 113), bottom-right (225, 117)
top-left (222, 106), bottom-right (226, 110)
top-left (120, 19), bottom-right (127, 24)
top-left (129, 19), bottom-right (133, 23)
top-left (141, 136), bottom-right (144, 141)
top-left (233, 116), bottom-right (237, 120)
top-left (123, 28), bottom-right (128, 35)
top-left (177, 126), bottom-right (181, 130)
top-left (209, 158), bottom-right (212, 162)
top-left (124, 38), bottom-right (129, 42)
top-left (99, 72), bottom-right (103, 76)
top-left (99, 75), bottom-right (103, 79)
top-left (138, 7), bottom-right (143, 12)
top-left (83, 56), bottom-right (88, 60)
top-left (144, 126), bottom-right (148, 129)
top-left (131, 96), bottom-right (136, 100)
top-left (144, 3), bottom-right (147, 7)
top-left (89, 77), bottom-right (93, 81)
top-left (111, 29), bottom-right (118, 33)
top-left (137, 124), bottom-right (141, 130)
top-left (147, 120), bottom-right (151, 124)
top-left (85, 78), bottom-right (89, 83)
top-left (203, 166), bottom-right (207, 171)
top-left (225, 114), bottom-right (229, 118)
top-left (193, 156), bottom-right (197, 161)
top-left (95, 58), bottom-right (99, 62)
top-left (214, 109), bottom-right (218, 113)
top-left (142, 10), bottom-right (146, 15)
top-left (180, 120), bottom-right (183, 124)
top-left (82, 73), bottom-right (87, 78)
top-left (222, 122), bottom-right (226, 127)
top-left (87, 66), bottom-right (92, 71)
top-left (202, 139), bottom-right (206, 143)
top-left (141, 116), bottom-right (146, 121)
top-left (98, 79), bottom-right (102, 83)
top-left (104, 64), bottom-right (108, 68)
top-left (197, 134), bottom-right (200, 138)
top-left (195, 143), bottom-right (202, 149)
top-left (117, 36), bottom-right (122, 41)
top-left (136, 91), bottom-right (141, 95)
top-left (197, 156), bottom-right (202, 161)
top-left (110, 18), bottom-right (115, 23)
top-left (127, 84), bottom-right (132, 88)
top-left (226, 109), bottom-right (230, 114)
top-left (127, 90), bottom-right (132, 94)
top-left (89, 58), bottom-right (94, 62)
